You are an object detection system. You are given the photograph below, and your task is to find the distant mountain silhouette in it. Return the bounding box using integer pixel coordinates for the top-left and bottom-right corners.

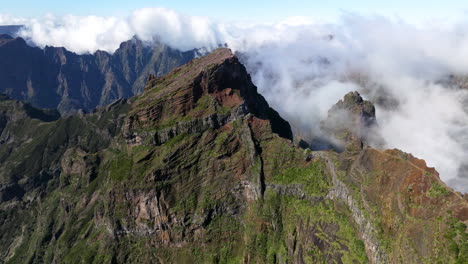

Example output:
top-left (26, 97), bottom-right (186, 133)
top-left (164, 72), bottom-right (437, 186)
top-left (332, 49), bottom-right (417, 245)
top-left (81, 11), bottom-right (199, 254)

top-left (0, 35), bottom-right (197, 114)
top-left (0, 25), bottom-right (23, 36)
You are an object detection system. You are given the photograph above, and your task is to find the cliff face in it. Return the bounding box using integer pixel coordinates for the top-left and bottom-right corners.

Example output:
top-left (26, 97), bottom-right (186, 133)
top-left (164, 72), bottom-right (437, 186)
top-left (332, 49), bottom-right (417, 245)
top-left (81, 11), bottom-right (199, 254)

top-left (0, 48), bottom-right (466, 264)
top-left (0, 35), bottom-right (196, 114)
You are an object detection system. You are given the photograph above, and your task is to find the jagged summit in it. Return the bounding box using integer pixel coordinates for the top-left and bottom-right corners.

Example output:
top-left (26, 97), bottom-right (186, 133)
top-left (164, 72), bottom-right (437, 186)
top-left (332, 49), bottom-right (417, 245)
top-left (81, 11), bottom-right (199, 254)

top-left (321, 91), bottom-right (383, 151)
top-left (324, 91), bottom-right (376, 135)
top-left (331, 91), bottom-right (376, 123)
top-left (128, 48), bottom-right (293, 142)
top-left (0, 34), bottom-right (26, 46)
top-left (142, 48), bottom-right (237, 94)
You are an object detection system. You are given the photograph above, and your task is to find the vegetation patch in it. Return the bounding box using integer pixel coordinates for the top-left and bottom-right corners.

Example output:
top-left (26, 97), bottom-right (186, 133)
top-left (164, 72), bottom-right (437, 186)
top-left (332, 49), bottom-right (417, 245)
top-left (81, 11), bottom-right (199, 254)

top-left (271, 161), bottom-right (329, 195)
top-left (427, 182), bottom-right (450, 198)
top-left (444, 216), bottom-right (468, 263)
top-left (108, 151), bottom-right (132, 181)
top-left (243, 190), bottom-right (369, 263)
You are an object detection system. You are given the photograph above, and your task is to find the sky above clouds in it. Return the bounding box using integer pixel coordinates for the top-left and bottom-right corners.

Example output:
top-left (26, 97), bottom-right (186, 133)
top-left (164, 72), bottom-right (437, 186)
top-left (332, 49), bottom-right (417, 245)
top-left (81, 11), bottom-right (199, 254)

top-left (3, 0), bottom-right (468, 24)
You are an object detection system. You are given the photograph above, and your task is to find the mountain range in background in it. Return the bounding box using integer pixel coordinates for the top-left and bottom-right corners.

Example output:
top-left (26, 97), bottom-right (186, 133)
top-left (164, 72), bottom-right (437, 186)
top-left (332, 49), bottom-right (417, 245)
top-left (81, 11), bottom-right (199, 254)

top-left (0, 31), bottom-right (197, 114)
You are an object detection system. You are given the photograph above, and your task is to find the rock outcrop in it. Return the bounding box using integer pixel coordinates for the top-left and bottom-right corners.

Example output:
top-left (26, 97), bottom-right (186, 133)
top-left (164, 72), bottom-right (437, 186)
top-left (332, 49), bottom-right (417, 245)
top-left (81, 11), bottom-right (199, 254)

top-left (322, 91), bottom-right (383, 151)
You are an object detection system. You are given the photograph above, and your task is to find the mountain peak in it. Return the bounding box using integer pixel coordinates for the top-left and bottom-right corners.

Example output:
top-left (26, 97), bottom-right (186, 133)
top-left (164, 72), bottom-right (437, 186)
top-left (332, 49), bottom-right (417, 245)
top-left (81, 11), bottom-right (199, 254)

top-left (332, 91), bottom-right (376, 126)
top-left (0, 35), bottom-right (26, 47)
top-left (322, 91), bottom-right (381, 151)
top-left (126, 47), bottom-right (292, 145)
top-left (141, 48), bottom-right (236, 93)
top-left (196, 47), bottom-right (235, 65)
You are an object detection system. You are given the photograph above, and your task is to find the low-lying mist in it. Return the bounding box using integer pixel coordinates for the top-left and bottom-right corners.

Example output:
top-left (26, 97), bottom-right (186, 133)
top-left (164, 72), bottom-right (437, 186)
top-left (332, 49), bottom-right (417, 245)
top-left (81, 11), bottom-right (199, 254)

top-left (2, 8), bottom-right (468, 192)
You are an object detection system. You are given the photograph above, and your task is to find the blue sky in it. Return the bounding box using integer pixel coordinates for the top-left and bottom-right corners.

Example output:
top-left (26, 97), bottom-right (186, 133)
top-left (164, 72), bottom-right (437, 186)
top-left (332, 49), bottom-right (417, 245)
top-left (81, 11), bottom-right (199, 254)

top-left (2, 0), bottom-right (468, 23)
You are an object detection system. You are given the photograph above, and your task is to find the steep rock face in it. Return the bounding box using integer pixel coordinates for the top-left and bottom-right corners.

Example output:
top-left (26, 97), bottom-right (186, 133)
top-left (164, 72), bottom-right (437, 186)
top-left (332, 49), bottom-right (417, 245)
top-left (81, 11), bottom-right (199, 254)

top-left (0, 35), bottom-right (196, 114)
top-left (342, 148), bottom-right (468, 263)
top-left (0, 48), bottom-right (466, 264)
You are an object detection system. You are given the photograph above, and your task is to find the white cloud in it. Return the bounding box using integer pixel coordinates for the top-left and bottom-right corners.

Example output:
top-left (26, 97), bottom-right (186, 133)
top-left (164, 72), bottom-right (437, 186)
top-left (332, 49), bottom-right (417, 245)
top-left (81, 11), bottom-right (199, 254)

top-left (2, 8), bottom-right (468, 192)
top-left (0, 14), bottom-right (27, 25)
top-left (17, 14), bottom-right (133, 53)
top-left (129, 8), bottom-right (222, 51)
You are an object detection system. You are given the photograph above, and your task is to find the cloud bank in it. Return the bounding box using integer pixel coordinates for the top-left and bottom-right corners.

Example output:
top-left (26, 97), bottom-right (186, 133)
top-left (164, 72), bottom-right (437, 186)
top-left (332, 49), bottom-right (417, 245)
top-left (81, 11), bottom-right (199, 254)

top-left (10, 8), bottom-right (225, 53)
top-left (2, 8), bottom-right (468, 192)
